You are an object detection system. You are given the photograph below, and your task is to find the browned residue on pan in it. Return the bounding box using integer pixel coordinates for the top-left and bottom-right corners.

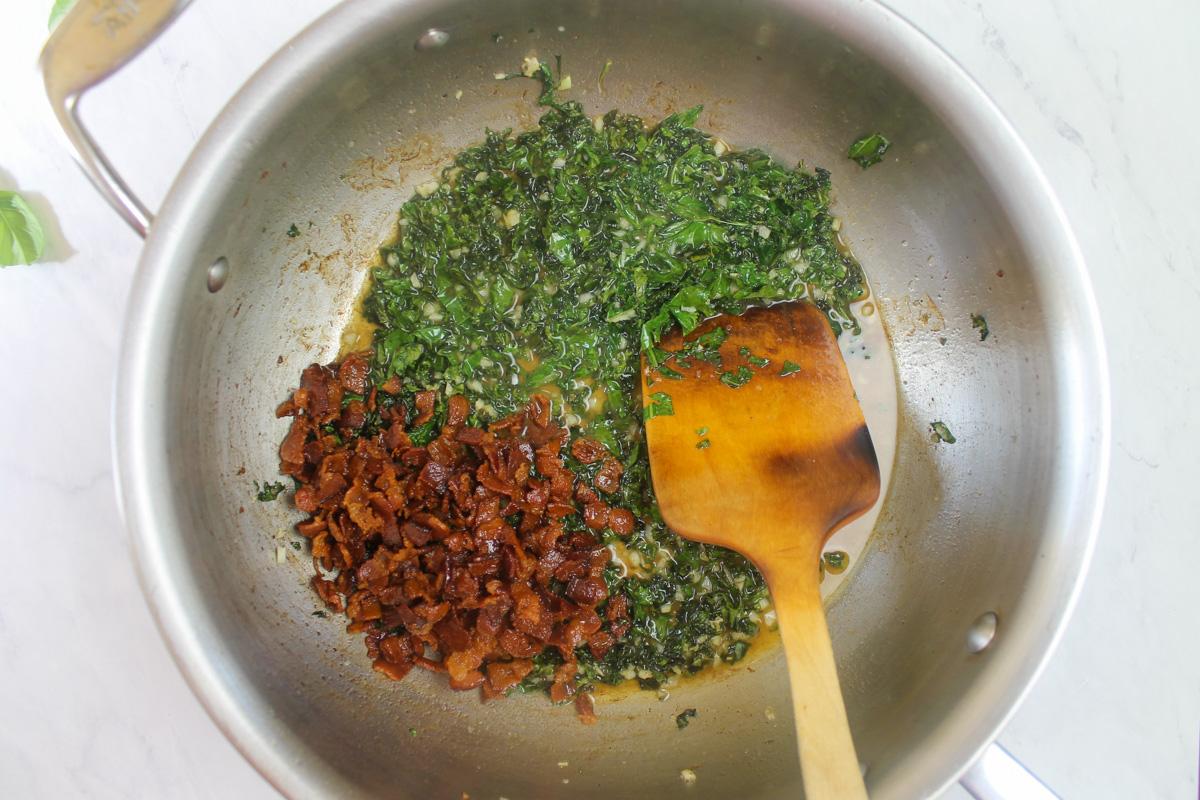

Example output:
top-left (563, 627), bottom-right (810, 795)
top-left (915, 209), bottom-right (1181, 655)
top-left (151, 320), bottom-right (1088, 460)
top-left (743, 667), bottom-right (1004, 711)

top-left (345, 134), bottom-right (446, 192)
top-left (878, 293), bottom-right (946, 338)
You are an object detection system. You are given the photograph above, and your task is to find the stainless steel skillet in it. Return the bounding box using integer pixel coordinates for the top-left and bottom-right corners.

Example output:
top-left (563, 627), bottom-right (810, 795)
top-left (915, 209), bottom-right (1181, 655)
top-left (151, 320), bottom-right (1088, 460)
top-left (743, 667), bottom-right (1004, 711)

top-left (42, 1), bottom-right (1109, 798)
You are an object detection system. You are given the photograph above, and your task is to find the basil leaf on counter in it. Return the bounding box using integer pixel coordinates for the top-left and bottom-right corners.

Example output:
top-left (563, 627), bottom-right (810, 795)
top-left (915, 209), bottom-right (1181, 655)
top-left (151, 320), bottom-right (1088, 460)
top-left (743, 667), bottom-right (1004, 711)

top-left (0, 192), bottom-right (46, 267)
top-left (48, 0), bottom-right (79, 30)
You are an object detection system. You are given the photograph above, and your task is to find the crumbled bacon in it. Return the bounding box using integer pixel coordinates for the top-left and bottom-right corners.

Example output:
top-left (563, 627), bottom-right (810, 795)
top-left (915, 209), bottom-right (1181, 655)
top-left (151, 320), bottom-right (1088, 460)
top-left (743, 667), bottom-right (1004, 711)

top-left (608, 508), bottom-right (636, 537)
top-left (278, 354), bottom-right (638, 719)
top-left (337, 352), bottom-right (371, 395)
top-left (594, 457), bottom-right (625, 495)
top-left (570, 437), bottom-right (610, 465)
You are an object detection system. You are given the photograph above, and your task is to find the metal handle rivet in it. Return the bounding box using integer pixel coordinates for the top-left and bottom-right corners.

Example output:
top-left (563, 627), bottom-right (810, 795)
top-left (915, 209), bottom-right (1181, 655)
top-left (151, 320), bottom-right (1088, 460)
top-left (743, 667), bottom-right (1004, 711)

top-left (414, 29), bottom-right (450, 51)
top-left (206, 256), bottom-right (229, 293)
top-left (967, 611), bottom-right (999, 654)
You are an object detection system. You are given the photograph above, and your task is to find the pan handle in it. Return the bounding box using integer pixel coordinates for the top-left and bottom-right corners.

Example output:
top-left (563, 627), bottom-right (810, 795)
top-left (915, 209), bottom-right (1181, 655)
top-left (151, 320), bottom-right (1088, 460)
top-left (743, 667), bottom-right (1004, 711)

top-left (960, 742), bottom-right (1061, 799)
top-left (38, 0), bottom-right (194, 239)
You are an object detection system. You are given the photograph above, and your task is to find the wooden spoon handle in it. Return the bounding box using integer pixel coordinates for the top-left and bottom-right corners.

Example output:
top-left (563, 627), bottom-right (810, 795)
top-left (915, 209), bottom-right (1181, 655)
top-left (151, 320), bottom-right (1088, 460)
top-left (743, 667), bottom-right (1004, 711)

top-left (771, 569), bottom-right (868, 800)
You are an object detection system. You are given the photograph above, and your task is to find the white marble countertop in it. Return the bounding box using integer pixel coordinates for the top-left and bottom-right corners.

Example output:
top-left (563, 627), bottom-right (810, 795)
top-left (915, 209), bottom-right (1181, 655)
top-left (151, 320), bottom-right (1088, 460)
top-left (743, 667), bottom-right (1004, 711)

top-left (2, 1), bottom-right (1196, 797)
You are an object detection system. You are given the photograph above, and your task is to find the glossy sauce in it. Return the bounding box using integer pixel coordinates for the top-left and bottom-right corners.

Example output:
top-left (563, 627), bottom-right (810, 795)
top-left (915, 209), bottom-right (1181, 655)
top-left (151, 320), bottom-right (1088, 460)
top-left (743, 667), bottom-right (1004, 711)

top-left (821, 291), bottom-right (897, 600)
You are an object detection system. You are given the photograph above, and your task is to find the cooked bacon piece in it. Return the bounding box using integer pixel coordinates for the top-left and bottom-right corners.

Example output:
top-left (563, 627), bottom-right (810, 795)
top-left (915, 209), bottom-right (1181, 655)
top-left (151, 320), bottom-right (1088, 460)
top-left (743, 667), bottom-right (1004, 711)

top-left (412, 390), bottom-right (436, 426)
top-left (586, 630), bottom-right (616, 660)
top-left (434, 616), bottom-right (472, 652)
top-left (607, 508), bottom-right (635, 537)
top-left (594, 457), bottom-right (625, 495)
top-left (279, 417), bottom-right (310, 476)
top-left (419, 459), bottom-right (452, 493)
top-left (567, 575), bottom-right (608, 606)
top-left (575, 691), bottom-right (597, 724)
top-left (549, 660), bottom-right (578, 703)
top-left (296, 518), bottom-right (326, 538)
top-left (338, 399), bottom-right (367, 432)
top-left (301, 364), bottom-right (344, 425)
top-left (570, 437), bottom-right (609, 465)
top-left (448, 669), bottom-right (487, 691)
top-left (294, 486), bottom-right (318, 514)
top-left (279, 387), bottom-right (310, 418)
top-left (313, 575), bottom-right (344, 613)
top-left (521, 395), bottom-right (569, 450)
top-left (484, 658), bottom-right (535, 699)
top-left (574, 482), bottom-right (599, 504)
top-left (446, 393), bottom-right (470, 426)
top-left (583, 502), bottom-right (610, 530)
top-left (278, 358), bottom-right (640, 721)
top-left (606, 594), bottom-right (631, 639)
top-left (337, 351), bottom-right (371, 395)
top-left (373, 658), bottom-right (413, 681)
top-left (379, 375), bottom-right (403, 394)
top-left (455, 426), bottom-right (489, 446)
top-left (500, 628), bottom-right (541, 658)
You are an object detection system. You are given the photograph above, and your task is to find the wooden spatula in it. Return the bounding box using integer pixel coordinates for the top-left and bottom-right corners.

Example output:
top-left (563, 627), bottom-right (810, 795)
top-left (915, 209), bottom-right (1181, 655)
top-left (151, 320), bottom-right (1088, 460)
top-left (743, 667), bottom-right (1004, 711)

top-left (640, 301), bottom-right (880, 800)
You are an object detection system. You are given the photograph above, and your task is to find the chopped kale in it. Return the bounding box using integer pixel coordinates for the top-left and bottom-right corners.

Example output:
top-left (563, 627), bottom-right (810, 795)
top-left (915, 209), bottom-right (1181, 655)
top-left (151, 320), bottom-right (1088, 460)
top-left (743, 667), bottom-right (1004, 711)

top-left (848, 133), bottom-right (891, 169)
top-left (823, 550), bottom-right (848, 574)
top-left (780, 360), bottom-right (802, 376)
top-left (676, 708), bottom-right (698, 729)
top-left (643, 392), bottom-right (675, 420)
top-left (672, 326), bottom-right (729, 368)
top-left (285, 223), bottom-right (300, 237)
top-left (598, 60), bottom-right (613, 92)
top-left (931, 421), bottom-right (957, 444)
top-left (718, 365), bottom-right (755, 388)
top-left (737, 345), bottom-right (769, 368)
top-left (971, 313), bottom-right (990, 341)
top-left (656, 365), bottom-right (685, 381)
top-left (254, 480), bottom-right (287, 502)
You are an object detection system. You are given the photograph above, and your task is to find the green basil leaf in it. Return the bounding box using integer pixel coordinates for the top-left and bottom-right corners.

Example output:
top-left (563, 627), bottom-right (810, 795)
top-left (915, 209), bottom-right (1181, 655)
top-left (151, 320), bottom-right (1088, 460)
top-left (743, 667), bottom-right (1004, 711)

top-left (48, 0), bottom-right (78, 30)
top-left (0, 191), bottom-right (46, 267)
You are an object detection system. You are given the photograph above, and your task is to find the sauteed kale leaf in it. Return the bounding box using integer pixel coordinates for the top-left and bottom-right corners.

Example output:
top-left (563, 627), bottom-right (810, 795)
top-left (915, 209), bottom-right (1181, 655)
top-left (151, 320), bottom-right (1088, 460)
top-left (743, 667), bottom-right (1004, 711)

top-left (360, 60), bottom-right (866, 690)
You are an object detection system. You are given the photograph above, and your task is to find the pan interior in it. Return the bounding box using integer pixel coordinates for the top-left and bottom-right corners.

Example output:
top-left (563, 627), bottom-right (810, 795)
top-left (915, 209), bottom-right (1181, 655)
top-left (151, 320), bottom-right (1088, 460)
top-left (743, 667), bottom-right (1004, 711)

top-left (122, 0), bottom-right (1107, 798)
